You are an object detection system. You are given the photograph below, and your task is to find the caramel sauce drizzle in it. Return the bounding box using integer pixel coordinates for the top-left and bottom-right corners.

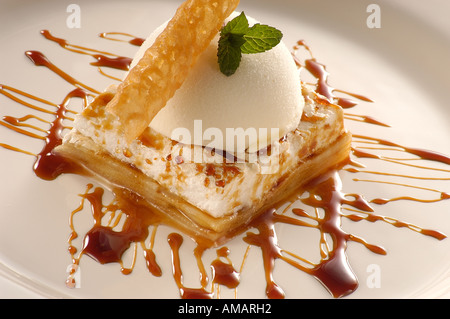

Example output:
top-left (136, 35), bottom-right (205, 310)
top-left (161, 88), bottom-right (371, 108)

top-left (0, 83), bottom-right (89, 180)
top-left (41, 30), bottom-right (133, 72)
top-left (98, 31), bottom-right (146, 47)
top-left (293, 40), bottom-right (374, 109)
top-left (344, 113), bottom-right (391, 127)
top-left (0, 32), bottom-right (449, 299)
top-left (25, 51), bottom-right (100, 95)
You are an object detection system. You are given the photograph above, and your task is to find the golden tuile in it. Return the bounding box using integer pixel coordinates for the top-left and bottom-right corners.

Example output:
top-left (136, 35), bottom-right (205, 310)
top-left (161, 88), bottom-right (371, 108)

top-left (104, 0), bottom-right (240, 143)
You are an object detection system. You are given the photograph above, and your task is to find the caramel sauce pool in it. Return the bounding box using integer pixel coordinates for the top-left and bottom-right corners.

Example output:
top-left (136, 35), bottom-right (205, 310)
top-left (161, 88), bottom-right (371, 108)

top-left (1, 31), bottom-right (449, 299)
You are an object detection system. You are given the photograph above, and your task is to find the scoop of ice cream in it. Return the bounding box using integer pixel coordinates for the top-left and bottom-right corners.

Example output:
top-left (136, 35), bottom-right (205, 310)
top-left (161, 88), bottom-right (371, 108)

top-left (130, 13), bottom-right (304, 155)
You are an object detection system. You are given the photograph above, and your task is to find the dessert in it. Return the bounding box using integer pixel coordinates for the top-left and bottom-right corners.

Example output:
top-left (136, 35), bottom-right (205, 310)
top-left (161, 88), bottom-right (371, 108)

top-left (56, 87), bottom-right (350, 245)
top-left (3, 0), bottom-right (448, 300)
top-left (53, 0), bottom-right (351, 246)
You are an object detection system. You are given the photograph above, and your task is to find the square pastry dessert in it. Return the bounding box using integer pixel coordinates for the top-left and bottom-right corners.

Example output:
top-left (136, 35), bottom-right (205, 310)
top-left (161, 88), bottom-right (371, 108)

top-left (54, 0), bottom-right (351, 246)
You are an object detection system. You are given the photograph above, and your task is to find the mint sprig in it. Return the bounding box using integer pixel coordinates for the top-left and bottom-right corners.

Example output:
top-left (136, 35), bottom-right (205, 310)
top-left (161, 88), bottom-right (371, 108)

top-left (217, 12), bottom-right (283, 76)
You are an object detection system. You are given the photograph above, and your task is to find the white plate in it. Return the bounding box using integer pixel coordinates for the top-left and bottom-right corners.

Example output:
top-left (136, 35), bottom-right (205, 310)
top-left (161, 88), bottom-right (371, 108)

top-left (0, 0), bottom-right (449, 299)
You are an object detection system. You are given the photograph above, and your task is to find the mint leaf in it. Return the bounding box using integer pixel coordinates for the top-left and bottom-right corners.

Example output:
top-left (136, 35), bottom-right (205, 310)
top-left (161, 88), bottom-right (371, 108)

top-left (217, 12), bottom-right (283, 76)
top-left (241, 24), bottom-right (283, 54)
top-left (217, 35), bottom-right (242, 76)
top-left (217, 12), bottom-right (248, 76)
top-left (221, 11), bottom-right (249, 35)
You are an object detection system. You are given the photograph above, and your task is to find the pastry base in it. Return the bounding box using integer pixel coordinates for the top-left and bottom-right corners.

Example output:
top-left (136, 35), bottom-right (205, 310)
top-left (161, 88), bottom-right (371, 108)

top-left (55, 130), bottom-right (351, 247)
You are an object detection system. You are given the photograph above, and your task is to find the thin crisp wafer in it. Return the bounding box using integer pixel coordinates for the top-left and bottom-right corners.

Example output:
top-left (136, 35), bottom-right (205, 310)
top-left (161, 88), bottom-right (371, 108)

top-left (105, 0), bottom-right (240, 142)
